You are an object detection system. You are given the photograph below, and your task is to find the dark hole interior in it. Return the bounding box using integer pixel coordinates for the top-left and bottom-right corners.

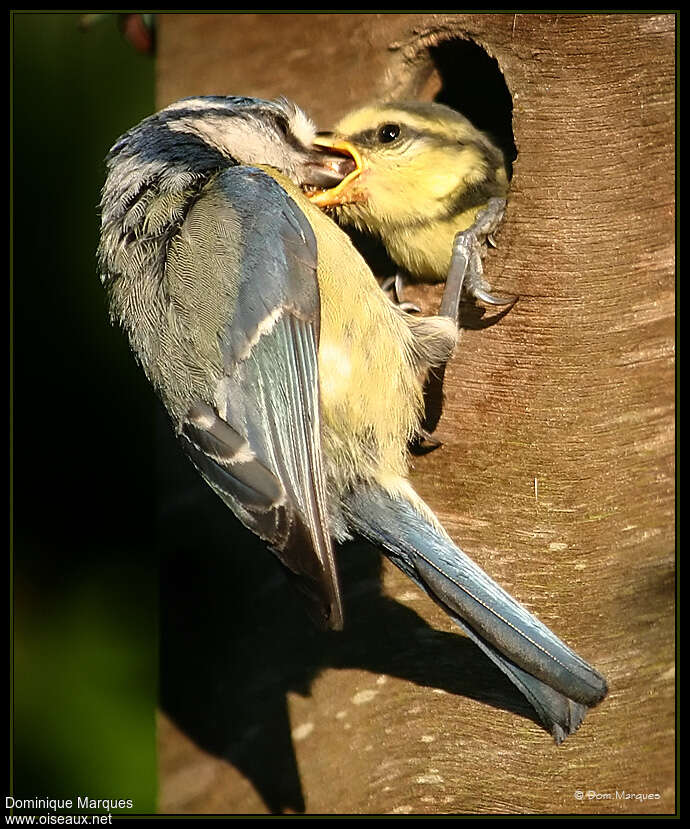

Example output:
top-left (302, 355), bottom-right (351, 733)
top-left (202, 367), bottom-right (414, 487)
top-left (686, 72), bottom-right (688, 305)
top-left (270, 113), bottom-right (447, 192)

top-left (428, 37), bottom-right (517, 178)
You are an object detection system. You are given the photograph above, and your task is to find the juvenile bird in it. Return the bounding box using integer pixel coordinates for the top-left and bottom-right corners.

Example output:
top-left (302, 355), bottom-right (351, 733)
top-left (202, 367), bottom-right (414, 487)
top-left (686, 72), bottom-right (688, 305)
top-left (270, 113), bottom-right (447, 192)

top-left (99, 95), bottom-right (606, 743)
top-left (309, 100), bottom-right (516, 312)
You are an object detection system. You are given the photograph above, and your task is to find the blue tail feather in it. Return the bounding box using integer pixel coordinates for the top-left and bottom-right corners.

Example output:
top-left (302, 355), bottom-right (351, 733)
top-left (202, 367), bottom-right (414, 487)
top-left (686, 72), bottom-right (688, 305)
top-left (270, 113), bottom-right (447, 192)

top-left (342, 485), bottom-right (607, 741)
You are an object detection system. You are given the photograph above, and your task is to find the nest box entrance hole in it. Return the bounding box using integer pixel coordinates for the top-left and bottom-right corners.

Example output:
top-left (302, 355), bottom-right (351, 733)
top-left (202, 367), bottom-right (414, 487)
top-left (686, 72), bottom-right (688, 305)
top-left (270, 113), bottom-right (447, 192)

top-left (423, 37), bottom-right (517, 178)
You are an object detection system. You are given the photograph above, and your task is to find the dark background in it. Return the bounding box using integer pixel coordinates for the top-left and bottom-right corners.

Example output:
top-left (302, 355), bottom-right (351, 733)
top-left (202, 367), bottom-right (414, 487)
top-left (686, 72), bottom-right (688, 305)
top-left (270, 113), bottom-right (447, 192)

top-left (11, 13), bottom-right (157, 811)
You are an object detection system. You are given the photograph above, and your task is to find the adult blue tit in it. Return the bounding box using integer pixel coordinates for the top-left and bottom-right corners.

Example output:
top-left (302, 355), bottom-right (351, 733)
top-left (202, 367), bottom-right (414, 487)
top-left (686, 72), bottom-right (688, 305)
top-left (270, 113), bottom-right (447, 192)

top-left (98, 95), bottom-right (606, 743)
top-left (309, 100), bottom-right (516, 309)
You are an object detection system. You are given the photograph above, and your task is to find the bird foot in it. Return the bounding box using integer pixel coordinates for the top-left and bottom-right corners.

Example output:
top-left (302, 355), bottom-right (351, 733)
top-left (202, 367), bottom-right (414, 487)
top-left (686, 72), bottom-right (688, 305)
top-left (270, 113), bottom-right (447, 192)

top-left (439, 197), bottom-right (518, 322)
top-left (381, 273), bottom-right (421, 314)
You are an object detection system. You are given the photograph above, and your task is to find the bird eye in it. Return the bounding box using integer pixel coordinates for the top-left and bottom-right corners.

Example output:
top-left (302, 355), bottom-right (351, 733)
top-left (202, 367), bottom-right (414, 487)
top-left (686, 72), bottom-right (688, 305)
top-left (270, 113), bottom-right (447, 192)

top-left (377, 123), bottom-right (401, 144)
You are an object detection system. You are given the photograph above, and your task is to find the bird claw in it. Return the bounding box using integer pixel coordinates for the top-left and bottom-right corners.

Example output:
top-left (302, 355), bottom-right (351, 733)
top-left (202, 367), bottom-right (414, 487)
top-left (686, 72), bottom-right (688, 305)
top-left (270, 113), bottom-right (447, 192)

top-left (411, 427), bottom-right (444, 454)
top-left (398, 301), bottom-right (422, 314)
top-left (380, 274), bottom-right (397, 296)
top-left (439, 197), bottom-right (517, 322)
top-left (469, 285), bottom-right (518, 308)
top-left (381, 273), bottom-right (420, 314)
top-left (472, 197), bottom-right (507, 239)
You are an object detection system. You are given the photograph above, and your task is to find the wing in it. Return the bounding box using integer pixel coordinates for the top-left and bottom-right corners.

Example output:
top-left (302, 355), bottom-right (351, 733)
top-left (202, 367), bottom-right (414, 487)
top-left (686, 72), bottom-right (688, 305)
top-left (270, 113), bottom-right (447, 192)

top-left (166, 165), bottom-right (343, 629)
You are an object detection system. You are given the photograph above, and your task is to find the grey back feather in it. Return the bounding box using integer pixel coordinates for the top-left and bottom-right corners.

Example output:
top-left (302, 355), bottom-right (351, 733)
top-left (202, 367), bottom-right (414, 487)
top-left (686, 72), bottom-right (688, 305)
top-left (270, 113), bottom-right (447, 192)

top-left (98, 98), bottom-right (343, 629)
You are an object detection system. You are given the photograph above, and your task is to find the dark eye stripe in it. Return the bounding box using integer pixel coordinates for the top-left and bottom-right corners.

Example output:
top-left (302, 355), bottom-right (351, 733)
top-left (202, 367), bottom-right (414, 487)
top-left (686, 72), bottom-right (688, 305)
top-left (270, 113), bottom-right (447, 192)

top-left (347, 124), bottom-right (450, 149)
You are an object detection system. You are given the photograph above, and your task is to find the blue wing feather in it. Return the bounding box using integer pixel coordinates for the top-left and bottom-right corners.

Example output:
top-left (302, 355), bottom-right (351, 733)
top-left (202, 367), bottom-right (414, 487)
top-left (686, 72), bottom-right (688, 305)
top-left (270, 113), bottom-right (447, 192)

top-left (169, 165), bottom-right (343, 629)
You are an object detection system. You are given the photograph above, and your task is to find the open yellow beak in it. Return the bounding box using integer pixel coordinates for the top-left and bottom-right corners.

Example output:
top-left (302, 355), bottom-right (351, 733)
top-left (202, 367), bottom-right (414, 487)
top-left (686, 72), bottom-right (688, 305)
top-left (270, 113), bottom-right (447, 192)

top-left (307, 136), bottom-right (365, 207)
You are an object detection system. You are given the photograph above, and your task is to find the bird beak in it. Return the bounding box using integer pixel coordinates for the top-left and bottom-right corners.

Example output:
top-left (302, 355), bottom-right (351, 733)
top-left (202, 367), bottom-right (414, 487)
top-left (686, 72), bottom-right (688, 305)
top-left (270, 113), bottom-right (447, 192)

top-left (300, 144), bottom-right (359, 190)
top-left (306, 133), bottom-right (365, 206)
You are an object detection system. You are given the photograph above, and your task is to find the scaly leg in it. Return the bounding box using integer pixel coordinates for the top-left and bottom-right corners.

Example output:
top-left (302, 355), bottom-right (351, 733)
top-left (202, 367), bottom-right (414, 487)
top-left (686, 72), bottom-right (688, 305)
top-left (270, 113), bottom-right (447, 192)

top-left (439, 197), bottom-right (517, 322)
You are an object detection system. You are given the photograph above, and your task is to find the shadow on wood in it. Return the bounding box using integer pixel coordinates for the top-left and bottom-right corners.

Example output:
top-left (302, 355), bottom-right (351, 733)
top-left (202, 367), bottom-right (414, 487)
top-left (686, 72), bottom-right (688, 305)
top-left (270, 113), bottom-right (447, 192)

top-left (158, 432), bottom-right (543, 814)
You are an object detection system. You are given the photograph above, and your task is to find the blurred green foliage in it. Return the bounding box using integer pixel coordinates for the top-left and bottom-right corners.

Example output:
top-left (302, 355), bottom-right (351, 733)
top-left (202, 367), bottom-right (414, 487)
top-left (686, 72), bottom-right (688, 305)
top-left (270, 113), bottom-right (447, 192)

top-left (12, 12), bottom-right (157, 813)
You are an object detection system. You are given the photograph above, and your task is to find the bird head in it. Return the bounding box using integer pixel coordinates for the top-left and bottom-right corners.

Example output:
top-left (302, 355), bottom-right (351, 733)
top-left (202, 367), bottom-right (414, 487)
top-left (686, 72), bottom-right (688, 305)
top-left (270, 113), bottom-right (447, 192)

top-left (101, 94), bottom-right (356, 217)
top-left (307, 101), bottom-right (508, 236)
top-left (98, 95), bottom-right (356, 286)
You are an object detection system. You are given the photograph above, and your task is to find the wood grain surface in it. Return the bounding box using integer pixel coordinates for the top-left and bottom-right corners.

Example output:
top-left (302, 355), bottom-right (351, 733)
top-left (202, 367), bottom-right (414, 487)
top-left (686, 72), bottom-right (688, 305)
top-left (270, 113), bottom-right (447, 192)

top-left (155, 13), bottom-right (675, 815)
